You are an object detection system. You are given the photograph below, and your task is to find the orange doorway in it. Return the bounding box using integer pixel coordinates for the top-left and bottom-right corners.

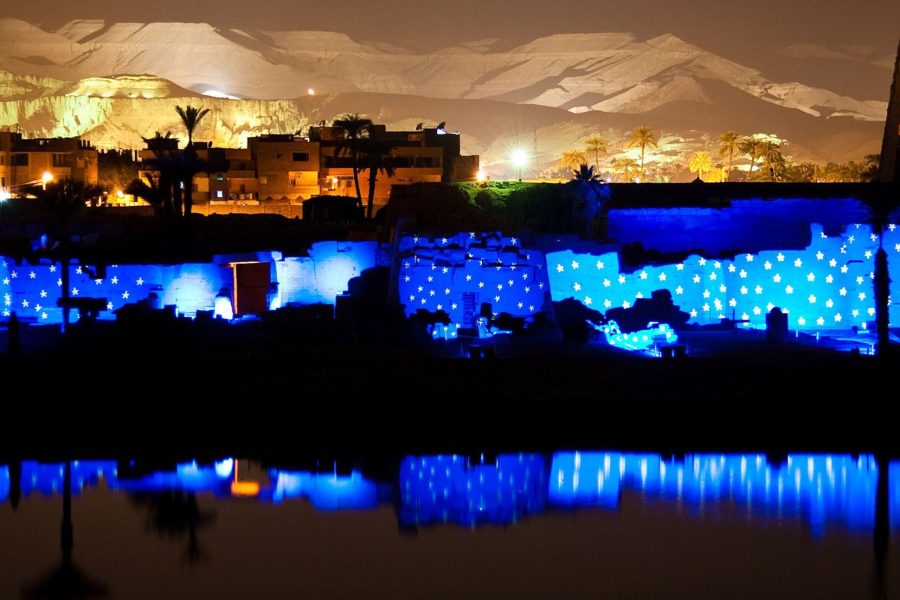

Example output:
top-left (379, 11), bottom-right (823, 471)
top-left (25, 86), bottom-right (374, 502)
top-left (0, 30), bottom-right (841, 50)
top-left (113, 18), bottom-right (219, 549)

top-left (232, 262), bottom-right (270, 315)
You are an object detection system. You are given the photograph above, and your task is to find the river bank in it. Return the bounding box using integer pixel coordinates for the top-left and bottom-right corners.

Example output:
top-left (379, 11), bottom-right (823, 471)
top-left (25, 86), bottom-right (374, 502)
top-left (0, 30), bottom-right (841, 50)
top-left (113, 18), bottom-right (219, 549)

top-left (2, 315), bottom-right (897, 461)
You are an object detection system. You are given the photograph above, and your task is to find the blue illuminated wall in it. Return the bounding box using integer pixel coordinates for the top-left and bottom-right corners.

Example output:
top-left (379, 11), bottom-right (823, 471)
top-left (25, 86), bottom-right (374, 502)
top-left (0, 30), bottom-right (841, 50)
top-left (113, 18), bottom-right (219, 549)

top-left (0, 258), bottom-right (227, 323)
top-left (396, 234), bottom-right (551, 337)
top-left (273, 241), bottom-right (378, 307)
top-left (548, 223), bottom-right (900, 331)
top-left (607, 198), bottom-right (872, 254)
top-left (1, 242), bottom-right (378, 325)
top-left (550, 452), bottom-right (891, 536)
top-left (398, 454), bottom-right (547, 527)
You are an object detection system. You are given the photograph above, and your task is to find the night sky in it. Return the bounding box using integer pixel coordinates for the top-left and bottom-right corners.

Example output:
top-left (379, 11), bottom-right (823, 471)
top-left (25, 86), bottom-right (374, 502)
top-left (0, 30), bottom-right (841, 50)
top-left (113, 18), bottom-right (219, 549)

top-left (7, 0), bottom-right (900, 61)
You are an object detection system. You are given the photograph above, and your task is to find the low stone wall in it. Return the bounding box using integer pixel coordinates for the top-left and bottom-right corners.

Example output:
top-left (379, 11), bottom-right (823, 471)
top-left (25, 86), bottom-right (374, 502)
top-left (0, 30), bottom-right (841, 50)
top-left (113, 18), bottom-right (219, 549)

top-left (193, 202), bottom-right (304, 219)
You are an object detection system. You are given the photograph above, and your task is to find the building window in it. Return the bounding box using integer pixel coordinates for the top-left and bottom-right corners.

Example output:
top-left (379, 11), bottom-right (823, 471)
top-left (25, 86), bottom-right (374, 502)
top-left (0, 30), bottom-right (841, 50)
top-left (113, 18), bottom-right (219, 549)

top-left (11, 154), bottom-right (28, 166)
top-left (289, 178), bottom-right (298, 187)
top-left (292, 152), bottom-right (310, 162)
top-left (216, 190), bottom-right (224, 199)
top-left (52, 153), bottom-right (68, 167)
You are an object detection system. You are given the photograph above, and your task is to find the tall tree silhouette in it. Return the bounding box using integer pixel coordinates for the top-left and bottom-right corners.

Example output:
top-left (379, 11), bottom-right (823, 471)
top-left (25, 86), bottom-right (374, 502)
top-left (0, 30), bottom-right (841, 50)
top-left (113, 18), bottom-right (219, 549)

top-left (738, 137), bottom-right (765, 181)
top-left (558, 150), bottom-right (587, 176)
top-left (626, 126), bottom-right (659, 179)
top-left (22, 461), bottom-right (109, 599)
top-left (760, 142), bottom-right (785, 181)
top-left (175, 105), bottom-right (210, 149)
top-left (131, 491), bottom-right (216, 566)
top-left (717, 131), bottom-right (740, 181)
top-left (358, 138), bottom-right (396, 220)
top-left (174, 105), bottom-right (210, 223)
top-left (611, 157), bottom-right (640, 182)
top-left (689, 151), bottom-right (713, 181)
top-left (566, 164), bottom-right (611, 237)
top-left (34, 180), bottom-right (103, 334)
top-left (136, 131), bottom-right (179, 222)
top-left (583, 136), bottom-right (608, 172)
top-left (332, 113), bottom-right (373, 210)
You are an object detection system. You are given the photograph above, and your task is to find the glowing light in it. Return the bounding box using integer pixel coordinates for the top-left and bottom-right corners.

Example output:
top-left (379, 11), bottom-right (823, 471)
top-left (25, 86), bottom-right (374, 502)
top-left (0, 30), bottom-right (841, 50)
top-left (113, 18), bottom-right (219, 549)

top-left (0, 188), bottom-right (10, 202)
top-left (307, 88), bottom-right (315, 96)
top-left (510, 149), bottom-right (528, 181)
top-left (214, 458), bottom-right (235, 478)
top-left (202, 89), bottom-right (239, 100)
top-left (41, 171), bottom-right (54, 190)
top-left (476, 169), bottom-right (486, 182)
top-left (214, 289), bottom-right (234, 320)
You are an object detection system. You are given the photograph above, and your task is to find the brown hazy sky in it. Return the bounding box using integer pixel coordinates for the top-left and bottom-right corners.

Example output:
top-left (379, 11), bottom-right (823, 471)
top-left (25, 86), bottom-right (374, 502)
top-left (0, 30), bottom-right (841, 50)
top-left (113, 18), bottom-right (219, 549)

top-left (6, 0), bottom-right (900, 59)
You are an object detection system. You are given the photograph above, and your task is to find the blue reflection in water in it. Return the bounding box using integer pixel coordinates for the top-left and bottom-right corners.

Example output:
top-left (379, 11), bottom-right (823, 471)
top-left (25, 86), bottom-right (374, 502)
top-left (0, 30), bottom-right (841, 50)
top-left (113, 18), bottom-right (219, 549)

top-left (398, 454), bottom-right (547, 527)
top-left (19, 461), bottom-right (118, 496)
top-left (0, 465), bottom-right (8, 502)
top-left (550, 452), bottom-right (888, 536)
top-left (266, 470), bottom-right (383, 510)
top-left (108, 459), bottom-right (234, 495)
top-left (2, 454), bottom-right (898, 536)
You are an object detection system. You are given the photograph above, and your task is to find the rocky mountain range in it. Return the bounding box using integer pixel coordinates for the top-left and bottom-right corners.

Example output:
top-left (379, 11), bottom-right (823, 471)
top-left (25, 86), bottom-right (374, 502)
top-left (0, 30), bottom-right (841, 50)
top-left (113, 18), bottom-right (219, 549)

top-left (0, 18), bottom-right (892, 178)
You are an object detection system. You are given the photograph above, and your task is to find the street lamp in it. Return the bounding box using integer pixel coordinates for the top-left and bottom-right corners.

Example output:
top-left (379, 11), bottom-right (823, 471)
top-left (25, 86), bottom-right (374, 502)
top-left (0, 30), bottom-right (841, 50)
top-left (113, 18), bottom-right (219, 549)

top-left (511, 149), bottom-right (528, 182)
top-left (41, 171), bottom-right (53, 190)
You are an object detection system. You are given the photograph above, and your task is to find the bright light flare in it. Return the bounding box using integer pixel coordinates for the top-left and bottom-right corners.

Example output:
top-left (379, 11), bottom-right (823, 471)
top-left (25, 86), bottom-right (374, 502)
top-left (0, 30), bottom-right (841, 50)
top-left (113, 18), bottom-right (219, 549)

top-left (511, 149), bottom-right (529, 167)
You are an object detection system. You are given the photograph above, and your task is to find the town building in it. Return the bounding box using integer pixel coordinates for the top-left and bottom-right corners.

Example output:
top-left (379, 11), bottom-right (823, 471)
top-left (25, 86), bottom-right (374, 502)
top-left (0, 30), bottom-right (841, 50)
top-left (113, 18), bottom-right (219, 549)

top-left (135, 124), bottom-right (480, 213)
top-left (0, 131), bottom-right (99, 197)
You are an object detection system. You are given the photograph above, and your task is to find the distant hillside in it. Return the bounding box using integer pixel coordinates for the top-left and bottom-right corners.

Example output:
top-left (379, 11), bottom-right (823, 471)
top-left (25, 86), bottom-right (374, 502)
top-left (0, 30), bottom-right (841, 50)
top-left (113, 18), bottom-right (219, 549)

top-left (0, 19), bottom-right (891, 177)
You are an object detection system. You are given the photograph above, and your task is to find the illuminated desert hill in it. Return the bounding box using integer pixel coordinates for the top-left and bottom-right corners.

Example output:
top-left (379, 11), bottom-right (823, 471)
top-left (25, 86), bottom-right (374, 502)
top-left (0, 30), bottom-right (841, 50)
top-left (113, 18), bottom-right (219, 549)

top-left (0, 19), bottom-right (890, 175)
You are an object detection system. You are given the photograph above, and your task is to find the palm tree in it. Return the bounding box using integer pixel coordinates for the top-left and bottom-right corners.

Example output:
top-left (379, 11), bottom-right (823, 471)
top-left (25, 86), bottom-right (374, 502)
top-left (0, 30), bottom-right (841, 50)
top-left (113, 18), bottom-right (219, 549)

top-left (738, 137), bottom-right (766, 181)
top-left (358, 138), bottom-right (396, 220)
top-left (332, 113), bottom-right (373, 208)
top-left (571, 163), bottom-right (599, 183)
top-left (567, 164), bottom-right (611, 237)
top-left (34, 180), bottom-right (103, 334)
top-left (689, 151), bottom-right (713, 181)
top-left (125, 174), bottom-right (167, 219)
top-left (784, 162), bottom-right (817, 182)
top-left (610, 157), bottom-right (640, 182)
top-left (175, 105), bottom-right (210, 150)
top-left (626, 126), bottom-right (659, 179)
top-left (760, 142), bottom-right (785, 181)
top-left (583, 136), bottom-right (608, 172)
top-left (717, 131), bottom-right (741, 181)
top-left (820, 162), bottom-right (843, 182)
top-left (558, 150), bottom-right (587, 176)
top-left (174, 105), bottom-right (210, 223)
top-left (862, 154), bottom-right (881, 182)
top-left (139, 132), bottom-right (179, 222)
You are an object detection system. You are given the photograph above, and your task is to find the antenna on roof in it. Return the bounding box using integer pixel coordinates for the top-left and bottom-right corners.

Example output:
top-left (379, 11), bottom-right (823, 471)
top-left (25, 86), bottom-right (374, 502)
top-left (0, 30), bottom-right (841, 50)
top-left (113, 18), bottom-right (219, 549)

top-left (416, 122), bottom-right (423, 131)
